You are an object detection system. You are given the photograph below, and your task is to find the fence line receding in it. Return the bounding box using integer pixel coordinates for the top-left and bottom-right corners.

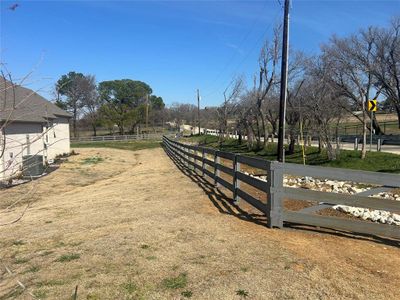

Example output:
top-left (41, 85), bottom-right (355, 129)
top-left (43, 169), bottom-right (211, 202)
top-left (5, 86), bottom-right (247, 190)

top-left (163, 136), bottom-right (400, 240)
top-left (71, 133), bottom-right (166, 143)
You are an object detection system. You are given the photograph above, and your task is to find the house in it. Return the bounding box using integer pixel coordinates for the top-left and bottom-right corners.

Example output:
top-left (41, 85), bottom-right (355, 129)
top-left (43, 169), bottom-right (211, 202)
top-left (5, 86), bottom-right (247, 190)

top-left (179, 124), bottom-right (206, 135)
top-left (0, 77), bottom-right (72, 180)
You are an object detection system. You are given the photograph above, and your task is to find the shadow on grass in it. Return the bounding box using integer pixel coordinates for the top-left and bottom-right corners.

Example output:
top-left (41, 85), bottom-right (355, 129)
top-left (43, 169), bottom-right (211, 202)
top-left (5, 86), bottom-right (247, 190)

top-left (162, 145), bottom-right (400, 248)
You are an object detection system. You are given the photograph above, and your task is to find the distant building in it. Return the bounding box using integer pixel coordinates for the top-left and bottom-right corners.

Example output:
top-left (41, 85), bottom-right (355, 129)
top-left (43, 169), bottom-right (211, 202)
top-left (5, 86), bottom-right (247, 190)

top-left (0, 78), bottom-right (71, 179)
top-left (179, 124), bottom-right (206, 135)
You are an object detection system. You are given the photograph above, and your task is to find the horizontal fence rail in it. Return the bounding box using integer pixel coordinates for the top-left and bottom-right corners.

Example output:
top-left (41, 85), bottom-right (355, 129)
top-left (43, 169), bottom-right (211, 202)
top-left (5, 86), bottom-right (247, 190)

top-left (163, 136), bottom-right (400, 240)
top-left (71, 133), bottom-right (167, 143)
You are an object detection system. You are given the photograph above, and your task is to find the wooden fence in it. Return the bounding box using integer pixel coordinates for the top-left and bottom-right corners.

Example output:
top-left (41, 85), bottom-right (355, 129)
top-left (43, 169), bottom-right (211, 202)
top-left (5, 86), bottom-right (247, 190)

top-left (163, 136), bottom-right (400, 240)
top-left (71, 133), bottom-right (166, 143)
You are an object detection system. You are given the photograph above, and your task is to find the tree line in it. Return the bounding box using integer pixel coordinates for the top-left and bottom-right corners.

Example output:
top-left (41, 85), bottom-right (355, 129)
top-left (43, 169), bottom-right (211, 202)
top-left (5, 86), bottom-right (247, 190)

top-left (178, 16), bottom-right (399, 161)
top-left (55, 16), bottom-right (399, 161)
top-left (55, 72), bottom-right (165, 137)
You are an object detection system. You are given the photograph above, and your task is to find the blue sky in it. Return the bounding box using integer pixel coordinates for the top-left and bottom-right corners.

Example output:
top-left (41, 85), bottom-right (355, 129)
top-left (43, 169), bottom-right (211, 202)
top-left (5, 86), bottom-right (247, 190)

top-left (1, 0), bottom-right (399, 107)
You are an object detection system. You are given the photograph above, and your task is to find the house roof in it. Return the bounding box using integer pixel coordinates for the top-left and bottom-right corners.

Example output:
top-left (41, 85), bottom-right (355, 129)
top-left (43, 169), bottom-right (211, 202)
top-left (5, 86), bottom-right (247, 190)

top-left (0, 77), bottom-right (72, 124)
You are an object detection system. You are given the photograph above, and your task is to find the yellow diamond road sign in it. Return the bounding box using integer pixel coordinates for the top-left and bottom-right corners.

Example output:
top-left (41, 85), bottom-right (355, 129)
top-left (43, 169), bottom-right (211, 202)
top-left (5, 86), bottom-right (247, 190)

top-left (368, 100), bottom-right (377, 112)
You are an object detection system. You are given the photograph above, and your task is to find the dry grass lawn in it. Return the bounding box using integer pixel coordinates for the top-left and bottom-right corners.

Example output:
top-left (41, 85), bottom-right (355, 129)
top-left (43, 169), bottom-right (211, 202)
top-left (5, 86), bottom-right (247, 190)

top-left (0, 147), bottom-right (399, 299)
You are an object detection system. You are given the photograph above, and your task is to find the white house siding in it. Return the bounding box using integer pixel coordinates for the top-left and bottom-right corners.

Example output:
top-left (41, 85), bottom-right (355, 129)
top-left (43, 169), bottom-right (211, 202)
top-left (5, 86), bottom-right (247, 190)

top-left (46, 117), bottom-right (71, 161)
top-left (0, 118), bottom-right (70, 180)
top-left (1, 122), bottom-right (44, 179)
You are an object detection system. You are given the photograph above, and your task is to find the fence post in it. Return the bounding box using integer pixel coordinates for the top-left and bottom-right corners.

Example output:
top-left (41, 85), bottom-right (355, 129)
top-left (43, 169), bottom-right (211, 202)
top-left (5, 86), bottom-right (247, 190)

top-left (354, 137), bottom-right (358, 150)
top-left (190, 147), bottom-right (195, 171)
top-left (193, 147), bottom-right (197, 173)
top-left (185, 145), bottom-right (189, 169)
top-left (233, 155), bottom-right (240, 203)
top-left (377, 138), bottom-right (381, 152)
top-left (201, 149), bottom-right (205, 177)
top-left (188, 146), bottom-right (193, 170)
top-left (266, 161), bottom-right (284, 228)
top-left (214, 151), bottom-right (220, 187)
top-left (179, 144), bottom-right (184, 167)
top-left (183, 145), bottom-right (186, 167)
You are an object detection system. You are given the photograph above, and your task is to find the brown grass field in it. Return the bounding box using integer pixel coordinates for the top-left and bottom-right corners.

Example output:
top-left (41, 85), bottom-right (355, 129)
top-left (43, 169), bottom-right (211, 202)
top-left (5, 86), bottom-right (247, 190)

top-left (0, 147), bottom-right (399, 299)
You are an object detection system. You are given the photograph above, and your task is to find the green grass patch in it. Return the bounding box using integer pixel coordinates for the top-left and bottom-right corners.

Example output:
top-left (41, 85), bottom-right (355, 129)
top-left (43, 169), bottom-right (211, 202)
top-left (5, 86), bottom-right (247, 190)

top-left (39, 250), bottom-right (53, 256)
top-left (71, 140), bottom-right (162, 152)
top-left (121, 281), bottom-right (137, 294)
top-left (81, 156), bottom-right (104, 165)
top-left (26, 265), bottom-right (40, 273)
top-left (56, 241), bottom-right (66, 248)
top-left (162, 273), bottom-right (188, 290)
top-left (181, 290), bottom-right (193, 298)
top-left (36, 279), bottom-right (65, 287)
top-left (236, 289), bottom-right (249, 298)
top-left (12, 240), bottom-right (25, 246)
top-left (2, 286), bottom-right (24, 299)
top-left (14, 257), bottom-right (29, 264)
top-left (140, 244), bottom-right (150, 249)
top-left (32, 289), bottom-right (47, 299)
top-left (55, 253), bottom-right (80, 262)
top-left (181, 135), bottom-right (400, 173)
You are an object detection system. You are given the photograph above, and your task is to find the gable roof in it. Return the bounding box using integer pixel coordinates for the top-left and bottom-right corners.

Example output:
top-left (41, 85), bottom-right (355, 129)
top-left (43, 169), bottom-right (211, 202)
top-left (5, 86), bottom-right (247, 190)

top-left (0, 77), bottom-right (72, 123)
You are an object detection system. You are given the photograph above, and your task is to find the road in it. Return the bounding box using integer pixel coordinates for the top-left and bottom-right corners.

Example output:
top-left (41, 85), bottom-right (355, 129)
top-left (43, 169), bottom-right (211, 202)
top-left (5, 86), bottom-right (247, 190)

top-left (314, 142), bottom-right (400, 155)
top-left (206, 131), bottom-right (400, 155)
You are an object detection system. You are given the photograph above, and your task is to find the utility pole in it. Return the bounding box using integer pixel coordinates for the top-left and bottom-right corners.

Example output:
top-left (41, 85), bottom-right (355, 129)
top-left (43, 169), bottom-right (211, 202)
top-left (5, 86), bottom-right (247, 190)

top-left (277, 0), bottom-right (291, 163)
top-left (197, 89), bottom-right (201, 135)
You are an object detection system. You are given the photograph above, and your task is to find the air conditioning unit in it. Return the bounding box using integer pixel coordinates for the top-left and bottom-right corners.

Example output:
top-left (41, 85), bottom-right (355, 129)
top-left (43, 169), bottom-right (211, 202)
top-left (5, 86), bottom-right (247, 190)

top-left (22, 155), bottom-right (45, 177)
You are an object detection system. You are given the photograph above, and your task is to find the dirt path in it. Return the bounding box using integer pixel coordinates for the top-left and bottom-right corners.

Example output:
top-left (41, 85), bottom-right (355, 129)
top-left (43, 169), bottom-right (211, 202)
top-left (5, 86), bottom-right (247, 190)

top-left (0, 147), bottom-right (399, 299)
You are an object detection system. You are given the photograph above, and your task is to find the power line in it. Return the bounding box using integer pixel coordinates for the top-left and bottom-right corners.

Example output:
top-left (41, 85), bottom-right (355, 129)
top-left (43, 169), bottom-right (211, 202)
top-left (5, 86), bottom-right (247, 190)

top-left (224, 11), bottom-right (282, 92)
top-left (204, 7), bottom-right (283, 99)
top-left (202, 1), bottom-right (276, 97)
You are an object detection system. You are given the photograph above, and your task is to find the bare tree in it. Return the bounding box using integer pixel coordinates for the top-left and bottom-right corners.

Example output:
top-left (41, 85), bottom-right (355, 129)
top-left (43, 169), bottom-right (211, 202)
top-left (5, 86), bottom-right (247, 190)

top-left (286, 79), bottom-right (305, 155)
top-left (302, 57), bottom-right (347, 160)
top-left (168, 102), bottom-right (198, 131)
top-left (372, 16), bottom-right (400, 128)
top-left (252, 28), bottom-right (280, 148)
top-left (264, 90), bottom-right (280, 137)
top-left (217, 77), bottom-right (244, 144)
top-left (235, 90), bottom-right (258, 149)
top-left (322, 29), bottom-right (381, 159)
top-left (284, 51), bottom-right (309, 155)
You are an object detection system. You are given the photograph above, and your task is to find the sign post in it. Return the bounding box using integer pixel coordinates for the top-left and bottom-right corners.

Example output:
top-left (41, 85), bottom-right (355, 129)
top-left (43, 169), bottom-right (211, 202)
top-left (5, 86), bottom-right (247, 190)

top-left (368, 100), bottom-right (377, 152)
